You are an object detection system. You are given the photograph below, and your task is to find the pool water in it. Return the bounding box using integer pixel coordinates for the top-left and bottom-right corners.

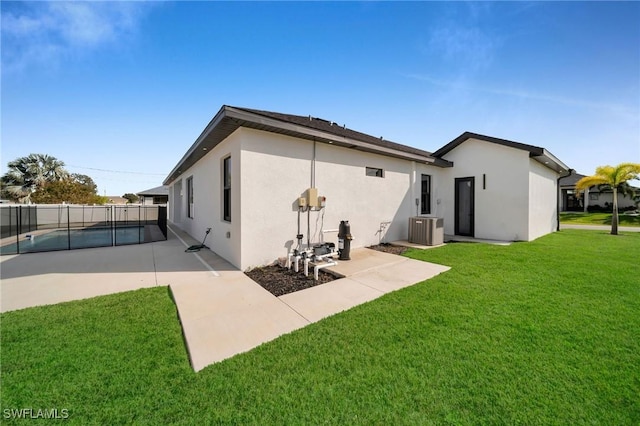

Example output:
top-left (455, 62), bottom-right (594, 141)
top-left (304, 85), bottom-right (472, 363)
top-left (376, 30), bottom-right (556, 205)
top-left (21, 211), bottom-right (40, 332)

top-left (0, 227), bottom-right (144, 254)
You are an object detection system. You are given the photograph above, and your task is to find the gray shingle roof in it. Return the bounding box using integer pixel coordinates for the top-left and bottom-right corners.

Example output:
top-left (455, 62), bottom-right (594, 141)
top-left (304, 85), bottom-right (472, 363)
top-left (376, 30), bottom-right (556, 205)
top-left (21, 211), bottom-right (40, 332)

top-left (137, 185), bottom-right (169, 196)
top-left (559, 171), bottom-right (587, 186)
top-left (233, 107), bottom-right (436, 160)
top-left (164, 105), bottom-right (453, 185)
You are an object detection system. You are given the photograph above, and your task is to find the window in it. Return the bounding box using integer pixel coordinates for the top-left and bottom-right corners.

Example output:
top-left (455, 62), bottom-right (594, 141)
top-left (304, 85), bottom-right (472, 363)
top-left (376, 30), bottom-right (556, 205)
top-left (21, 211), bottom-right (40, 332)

top-left (366, 167), bottom-right (384, 177)
top-left (421, 174), bottom-right (431, 215)
top-left (223, 156), bottom-right (231, 222)
top-left (187, 176), bottom-right (194, 218)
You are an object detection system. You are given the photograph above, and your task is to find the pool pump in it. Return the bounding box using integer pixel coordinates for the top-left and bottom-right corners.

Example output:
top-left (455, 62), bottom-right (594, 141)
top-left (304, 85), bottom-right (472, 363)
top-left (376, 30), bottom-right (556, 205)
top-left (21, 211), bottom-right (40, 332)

top-left (338, 220), bottom-right (352, 260)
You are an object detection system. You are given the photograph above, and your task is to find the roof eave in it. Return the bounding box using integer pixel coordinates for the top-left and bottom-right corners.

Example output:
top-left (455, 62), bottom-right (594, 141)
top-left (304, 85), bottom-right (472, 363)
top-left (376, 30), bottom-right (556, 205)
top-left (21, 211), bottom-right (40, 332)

top-left (225, 106), bottom-right (437, 164)
top-left (164, 106), bottom-right (236, 185)
top-left (164, 106), bottom-right (439, 185)
top-left (530, 149), bottom-right (570, 173)
top-left (434, 131), bottom-right (569, 173)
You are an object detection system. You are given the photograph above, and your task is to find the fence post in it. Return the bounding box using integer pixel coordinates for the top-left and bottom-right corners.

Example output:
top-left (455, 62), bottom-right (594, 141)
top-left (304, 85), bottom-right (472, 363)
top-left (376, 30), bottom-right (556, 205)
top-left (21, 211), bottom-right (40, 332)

top-left (16, 206), bottom-right (20, 254)
top-left (138, 205), bottom-right (142, 244)
top-left (67, 206), bottom-right (71, 250)
top-left (111, 205), bottom-right (115, 246)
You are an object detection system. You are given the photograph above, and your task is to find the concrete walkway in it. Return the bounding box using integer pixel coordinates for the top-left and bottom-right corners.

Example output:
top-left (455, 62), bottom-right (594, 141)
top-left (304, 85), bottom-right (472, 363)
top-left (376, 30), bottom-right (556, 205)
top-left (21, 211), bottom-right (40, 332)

top-left (1, 227), bottom-right (449, 372)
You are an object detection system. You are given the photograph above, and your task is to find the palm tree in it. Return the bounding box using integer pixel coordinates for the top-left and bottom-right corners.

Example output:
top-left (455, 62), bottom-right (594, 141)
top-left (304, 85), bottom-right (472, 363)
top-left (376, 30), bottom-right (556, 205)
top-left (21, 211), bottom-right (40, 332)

top-left (575, 163), bottom-right (640, 235)
top-left (1, 154), bottom-right (69, 203)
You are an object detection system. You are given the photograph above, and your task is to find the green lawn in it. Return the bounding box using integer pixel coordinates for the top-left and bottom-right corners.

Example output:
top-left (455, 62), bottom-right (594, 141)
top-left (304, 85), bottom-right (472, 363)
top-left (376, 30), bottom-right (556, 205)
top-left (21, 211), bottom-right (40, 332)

top-left (560, 211), bottom-right (640, 227)
top-left (1, 230), bottom-right (639, 424)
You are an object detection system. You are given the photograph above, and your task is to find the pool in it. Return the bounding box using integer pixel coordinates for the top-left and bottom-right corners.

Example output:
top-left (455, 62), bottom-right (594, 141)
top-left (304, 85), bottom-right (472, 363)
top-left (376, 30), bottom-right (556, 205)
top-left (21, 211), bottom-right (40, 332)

top-left (0, 226), bottom-right (144, 255)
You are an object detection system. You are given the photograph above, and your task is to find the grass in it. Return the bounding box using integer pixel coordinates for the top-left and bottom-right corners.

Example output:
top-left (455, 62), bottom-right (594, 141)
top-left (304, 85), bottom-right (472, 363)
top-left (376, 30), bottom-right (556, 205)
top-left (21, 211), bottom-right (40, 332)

top-left (1, 230), bottom-right (639, 424)
top-left (560, 211), bottom-right (640, 227)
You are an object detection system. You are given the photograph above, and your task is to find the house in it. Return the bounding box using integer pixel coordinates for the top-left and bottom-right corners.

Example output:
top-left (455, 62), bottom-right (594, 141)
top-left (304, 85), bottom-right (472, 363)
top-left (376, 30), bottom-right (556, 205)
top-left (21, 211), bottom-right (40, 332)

top-left (559, 170), bottom-right (638, 212)
top-left (105, 196), bottom-right (129, 205)
top-left (137, 185), bottom-right (169, 205)
top-left (164, 106), bottom-right (569, 270)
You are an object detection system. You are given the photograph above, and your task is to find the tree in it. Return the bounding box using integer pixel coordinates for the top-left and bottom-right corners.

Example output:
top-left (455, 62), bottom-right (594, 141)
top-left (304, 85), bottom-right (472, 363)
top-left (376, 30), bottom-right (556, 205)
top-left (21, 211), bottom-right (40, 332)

top-left (575, 163), bottom-right (640, 235)
top-left (1, 154), bottom-right (68, 203)
top-left (31, 174), bottom-right (106, 205)
top-left (123, 193), bottom-right (139, 204)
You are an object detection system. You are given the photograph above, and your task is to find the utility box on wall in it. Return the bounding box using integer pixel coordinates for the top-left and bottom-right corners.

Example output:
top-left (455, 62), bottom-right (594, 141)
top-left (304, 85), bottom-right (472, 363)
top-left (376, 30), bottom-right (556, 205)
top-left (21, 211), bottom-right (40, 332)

top-left (307, 188), bottom-right (319, 207)
top-left (408, 217), bottom-right (444, 246)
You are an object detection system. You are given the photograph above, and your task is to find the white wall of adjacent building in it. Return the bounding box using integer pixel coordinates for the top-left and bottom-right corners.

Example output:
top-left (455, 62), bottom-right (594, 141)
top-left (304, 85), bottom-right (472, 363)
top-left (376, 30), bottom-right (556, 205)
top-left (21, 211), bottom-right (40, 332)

top-left (584, 191), bottom-right (637, 210)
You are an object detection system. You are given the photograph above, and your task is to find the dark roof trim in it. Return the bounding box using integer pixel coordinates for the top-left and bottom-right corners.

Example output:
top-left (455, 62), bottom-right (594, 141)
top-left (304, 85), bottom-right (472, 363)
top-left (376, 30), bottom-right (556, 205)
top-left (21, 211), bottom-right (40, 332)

top-left (164, 106), bottom-right (452, 185)
top-left (433, 131), bottom-right (569, 173)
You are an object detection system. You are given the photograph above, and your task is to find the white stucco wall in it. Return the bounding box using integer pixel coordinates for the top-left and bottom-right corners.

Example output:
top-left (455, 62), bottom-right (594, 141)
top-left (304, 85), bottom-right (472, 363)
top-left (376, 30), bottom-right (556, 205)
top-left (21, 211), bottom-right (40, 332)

top-left (585, 191), bottom-right (637, 209)
top-left (238, 129), bottom-right (313, 270)
top-left (438, 139), bottom-right (530, 241)
top-left (238, 128), bottom-right (440, 270)
top-left (167, 128), bottom-right (564, 268)
top-left (168, 131), bottom-right (242, 267)
top-left (528, 159), bottom-right (559, 240)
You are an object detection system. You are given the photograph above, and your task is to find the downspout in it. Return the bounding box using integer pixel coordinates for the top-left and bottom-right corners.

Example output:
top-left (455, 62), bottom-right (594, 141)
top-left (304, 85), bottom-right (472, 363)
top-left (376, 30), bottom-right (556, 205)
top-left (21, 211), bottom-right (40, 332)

top-left (411, 162), bottom-right (417, 216)
top-left (311, 139), bottom-right (316, 188)
top-left (557, 168), bottom-right (574, 231)
top-left (308, 140), bottom-right (317, 249)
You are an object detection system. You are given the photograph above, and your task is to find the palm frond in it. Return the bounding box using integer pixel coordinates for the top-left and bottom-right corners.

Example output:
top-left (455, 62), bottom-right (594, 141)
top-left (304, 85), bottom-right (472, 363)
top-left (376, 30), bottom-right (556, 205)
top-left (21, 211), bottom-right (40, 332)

top-left (575, 176), bottom-right (608, 192)
top-left (578, 163), bottom-right (640, 192)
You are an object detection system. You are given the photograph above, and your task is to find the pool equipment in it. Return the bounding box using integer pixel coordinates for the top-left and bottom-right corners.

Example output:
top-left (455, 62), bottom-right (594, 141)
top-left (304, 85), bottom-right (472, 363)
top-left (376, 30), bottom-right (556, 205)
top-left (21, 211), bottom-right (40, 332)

top-left (338, 220), bottom-right (352, 260)
top-left (185, 228), bottom-right (212, 252)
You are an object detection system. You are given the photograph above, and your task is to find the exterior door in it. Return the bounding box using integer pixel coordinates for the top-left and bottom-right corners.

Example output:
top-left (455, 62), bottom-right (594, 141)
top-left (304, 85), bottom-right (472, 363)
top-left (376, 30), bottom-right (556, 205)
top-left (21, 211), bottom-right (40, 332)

top-left (455, 177), bottom-right (475, 236)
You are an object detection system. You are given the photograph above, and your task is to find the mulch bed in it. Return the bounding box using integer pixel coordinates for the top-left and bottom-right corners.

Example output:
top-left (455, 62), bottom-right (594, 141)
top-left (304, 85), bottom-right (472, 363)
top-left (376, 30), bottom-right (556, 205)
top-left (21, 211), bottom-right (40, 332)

top-left (247, 243), bottom-right (407, 297)
top-left (245, 264), bottom-right (336, 297)
top-left (367, 243), bottom-right (408, 255)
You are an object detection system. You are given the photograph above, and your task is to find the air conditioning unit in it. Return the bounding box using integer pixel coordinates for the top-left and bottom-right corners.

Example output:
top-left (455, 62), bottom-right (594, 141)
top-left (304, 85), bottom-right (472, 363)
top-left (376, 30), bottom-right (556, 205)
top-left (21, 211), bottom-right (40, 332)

top-left (408, 217), bottom-right (444, 246)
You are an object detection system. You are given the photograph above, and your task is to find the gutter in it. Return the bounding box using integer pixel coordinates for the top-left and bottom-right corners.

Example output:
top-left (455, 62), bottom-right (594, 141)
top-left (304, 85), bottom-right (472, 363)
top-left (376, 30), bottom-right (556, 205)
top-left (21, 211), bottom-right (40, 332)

top-left (557, 168), bottom-right (574, 231)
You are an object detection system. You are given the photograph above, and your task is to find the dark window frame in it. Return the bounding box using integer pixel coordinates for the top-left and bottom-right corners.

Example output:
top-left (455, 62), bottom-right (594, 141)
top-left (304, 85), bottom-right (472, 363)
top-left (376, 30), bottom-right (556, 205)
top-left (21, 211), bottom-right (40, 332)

top-left (186, 176), bottom-right (194, 219)
top-left (421, 174), bottom-right (431, 215)
top-left (366, 167), bottom-right (384, 178)
top-left (223, 156), bottom-right (231, 222)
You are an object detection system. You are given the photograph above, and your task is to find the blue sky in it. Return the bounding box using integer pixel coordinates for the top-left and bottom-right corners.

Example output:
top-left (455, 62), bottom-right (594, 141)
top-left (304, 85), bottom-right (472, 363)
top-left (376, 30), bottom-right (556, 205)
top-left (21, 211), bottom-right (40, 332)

top-left (2, 1), bottom-right (639, 196)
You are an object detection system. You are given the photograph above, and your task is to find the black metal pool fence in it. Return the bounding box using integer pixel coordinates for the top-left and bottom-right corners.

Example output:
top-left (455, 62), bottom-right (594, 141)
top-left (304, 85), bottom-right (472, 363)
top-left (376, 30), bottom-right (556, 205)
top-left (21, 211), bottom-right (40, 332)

top-left (0, 205), bottom-right (167, 255)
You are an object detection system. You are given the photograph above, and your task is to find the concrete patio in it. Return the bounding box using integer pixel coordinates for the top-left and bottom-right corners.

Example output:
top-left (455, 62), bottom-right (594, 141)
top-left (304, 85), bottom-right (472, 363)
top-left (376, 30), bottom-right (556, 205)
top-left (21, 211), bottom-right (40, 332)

top-left (1, 225), bottom-right (450, 372)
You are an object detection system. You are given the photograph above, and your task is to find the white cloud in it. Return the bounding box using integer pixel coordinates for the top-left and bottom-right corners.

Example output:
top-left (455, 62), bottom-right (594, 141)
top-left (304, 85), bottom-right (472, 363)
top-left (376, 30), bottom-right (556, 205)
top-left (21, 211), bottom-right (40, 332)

top-left (1, 1), bottom-right (151, 72)
top-left (405, 73), bottom-right (638, 120)
top-left (428, 26), bottom-right (497, 70)
top-left (423, 3), bottom-right (501, 71)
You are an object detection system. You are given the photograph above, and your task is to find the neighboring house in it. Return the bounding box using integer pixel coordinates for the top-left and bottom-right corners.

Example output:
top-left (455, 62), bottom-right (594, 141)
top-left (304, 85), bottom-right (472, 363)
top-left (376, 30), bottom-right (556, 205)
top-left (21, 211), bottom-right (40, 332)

top-left (559, 170), bottom-right (638, 212)
top-left (164, 105), bottom-right (569, 270)
top-left (106, 196), bottom-right (129, 205)
top-left (137, 185), bottom-right (169, 205)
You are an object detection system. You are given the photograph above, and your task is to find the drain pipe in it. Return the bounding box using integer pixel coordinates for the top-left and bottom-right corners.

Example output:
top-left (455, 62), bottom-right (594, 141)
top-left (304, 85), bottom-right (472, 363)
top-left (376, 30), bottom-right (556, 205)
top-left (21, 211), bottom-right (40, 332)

top-left (557, 168), bottom-right (574, 231)
top-left (311, 139), bottom-right (316, 188)
top-left (307, 140), bottom-right (316, 250)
